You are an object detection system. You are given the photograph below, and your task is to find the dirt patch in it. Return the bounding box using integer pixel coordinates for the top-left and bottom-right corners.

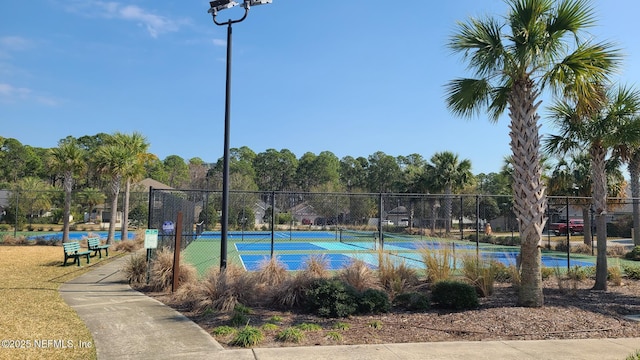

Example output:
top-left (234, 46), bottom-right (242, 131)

top-left (146, 279), bottom-right (640, 349)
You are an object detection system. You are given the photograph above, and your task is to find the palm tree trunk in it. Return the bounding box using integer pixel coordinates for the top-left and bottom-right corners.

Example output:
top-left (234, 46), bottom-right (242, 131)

top-left (444, 184), bottom-right (452, 235)
top-left (629, 152), bottom-right (640, 246)
top-left (430, 199), bottom-right (437, 236)
top-left (508, 79), bottom-right (546, 307)
top-left (120, 179), bottom-right (131, 242)
top-left (107, 176), bottom-right (121, 245)
top-left (591, 145), bottom-right (608, 291)
top-left (582, 207), bottom-right (592, 246)
top-left (62, 170), bottom-right (73, 243)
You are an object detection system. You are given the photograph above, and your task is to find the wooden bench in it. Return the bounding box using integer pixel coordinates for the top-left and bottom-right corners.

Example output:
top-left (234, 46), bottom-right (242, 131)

top-left (63, 241), bottom-right (91, 266)
top-left (87, 237), bottom-right (111, 259)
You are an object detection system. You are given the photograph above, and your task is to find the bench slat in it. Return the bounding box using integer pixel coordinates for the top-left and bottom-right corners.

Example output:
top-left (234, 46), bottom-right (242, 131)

top-left (87, 237), bottom-right (110, 258)
top-left (63, 241), bottom-right (91, 267)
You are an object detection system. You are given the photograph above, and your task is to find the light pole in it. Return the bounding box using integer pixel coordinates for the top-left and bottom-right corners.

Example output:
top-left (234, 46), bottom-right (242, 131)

top-left (208, 0), bottom-right (272, 270)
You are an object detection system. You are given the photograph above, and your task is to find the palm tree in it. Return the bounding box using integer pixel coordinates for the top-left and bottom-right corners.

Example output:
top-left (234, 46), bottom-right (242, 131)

top-left (545, 85), bottom-right (640, 290)
top-left (95, 144), bottom-right (132, 245)
top-left (77, 187), bottom-right (106, 223)
top-left (546, 153), bottom-right (626, 246)
top-left (446, 0), bottom-right (620, 306)
top-left (626, 129), bottom-right (640, 247)
top-left (12, 177), bottom-right (53, 230)
top-left (427, 151), bottom-right (472, 235)
top-left (112, 132), bottom-right (152, 242)
top-left (48, 141), bottom-right (86, 243)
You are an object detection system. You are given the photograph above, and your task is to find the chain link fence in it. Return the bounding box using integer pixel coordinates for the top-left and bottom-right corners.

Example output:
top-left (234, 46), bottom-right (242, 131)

top-left (1, 187), bottom-right (637, 279)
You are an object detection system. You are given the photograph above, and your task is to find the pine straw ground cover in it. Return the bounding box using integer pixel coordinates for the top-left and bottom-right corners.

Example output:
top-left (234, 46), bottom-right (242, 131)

top-left (0, 244), bottom-right (129, 360)
top-left (141, 255), bottom-right (640, 351)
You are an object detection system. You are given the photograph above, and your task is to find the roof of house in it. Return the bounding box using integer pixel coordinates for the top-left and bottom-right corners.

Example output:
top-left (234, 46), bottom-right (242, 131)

top-left (134, 178), bottom-right (173, 191)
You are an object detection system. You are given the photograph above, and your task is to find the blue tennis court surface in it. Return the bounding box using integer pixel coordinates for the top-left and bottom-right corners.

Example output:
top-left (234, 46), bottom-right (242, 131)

top-left (235, 241), bottom-right (377, 252)
top-left (481, 251), bottom-right (593, 268)
top-left (232, 239), bottom-right (595, 271)
top-left (236, 242), bottom-right (327, 251)
top-left (241, 254), bottom-right (357, 271)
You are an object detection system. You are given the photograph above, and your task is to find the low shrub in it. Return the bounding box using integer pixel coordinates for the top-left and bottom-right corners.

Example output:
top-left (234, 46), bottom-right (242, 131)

top-left (229, 311), bottom-right (249, 327)
top-left (357, 288), bottom-right (390, 314)
top-left (625, 246), bottom-right (640, 261)
top-left (430, 280), bottom-right (479, 310)
top-left (261, 323), bottom-right (279, 331)
top-left (541, 266), bottom-right (555, 280)
top-left (393, 292), bottom-right (430, 311)
top-left (276, 327), bottom-right (304, 343)
top-left (368, 320), bottom-right (383, 329)
top-left (332, 322), bottom-right (350, 330)
top-left (295, 323), bottom-right (322, 331)
top-left (211, 326), bottom-right (236, 337)
top-left (625, 350), bottom-right (640, 360)
top-left (304, 278), bottom-right (358, 318)
top-left (622, 264), bottom-right (640, 280)
top-left (230, 326), bottom-right (264, 347)
top-left (326, 331), bottom-right (342, 341)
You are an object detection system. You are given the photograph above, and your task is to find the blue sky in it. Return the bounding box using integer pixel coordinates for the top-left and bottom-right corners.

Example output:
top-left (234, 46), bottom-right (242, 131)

top-left (2, 0), bottom-right (640, 175)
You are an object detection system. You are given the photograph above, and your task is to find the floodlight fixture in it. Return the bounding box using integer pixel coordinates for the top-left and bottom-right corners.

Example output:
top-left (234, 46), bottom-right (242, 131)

top-left (208, 0), bottom-right (239, 15)
top-left (248, 0), bottom-right (272, 6)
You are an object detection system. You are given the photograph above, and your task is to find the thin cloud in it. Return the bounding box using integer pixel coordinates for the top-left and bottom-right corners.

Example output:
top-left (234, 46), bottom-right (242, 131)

top-left (0, 36), bottom-right (33, 59)
top-left (0, 36), bottom-right (32, 51)
top-left (212, 38), bottom-right (226, 47)
top-left (63, 1), bottom-right (188, 38)
top-left (0, 83), bottom-right (30, 99)
top-left (0, 83), bottom-right (59, 106)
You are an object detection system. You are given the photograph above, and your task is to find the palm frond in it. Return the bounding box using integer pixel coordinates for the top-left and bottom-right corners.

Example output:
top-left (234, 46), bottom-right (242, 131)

top-left (548, 0), bottom-right (596, 34)
top-left (444, 78), bottom-right (495, 119)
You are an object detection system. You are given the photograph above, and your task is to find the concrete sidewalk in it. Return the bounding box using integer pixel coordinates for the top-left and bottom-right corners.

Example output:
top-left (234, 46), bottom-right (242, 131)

top-left (60, 255), bottom-right (640, 360)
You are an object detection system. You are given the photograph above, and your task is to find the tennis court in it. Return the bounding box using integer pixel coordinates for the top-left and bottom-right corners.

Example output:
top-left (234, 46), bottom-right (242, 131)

top-left (182, 230), bottom-right (596, 275)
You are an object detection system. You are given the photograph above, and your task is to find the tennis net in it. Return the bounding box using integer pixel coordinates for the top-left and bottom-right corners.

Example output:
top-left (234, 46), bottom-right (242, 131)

top-left (339, 229), bottom-right (378, 250)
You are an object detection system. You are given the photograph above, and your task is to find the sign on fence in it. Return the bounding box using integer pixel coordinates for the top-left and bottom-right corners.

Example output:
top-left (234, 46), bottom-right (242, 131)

top-left (144, 229), bottom-right (159, 249)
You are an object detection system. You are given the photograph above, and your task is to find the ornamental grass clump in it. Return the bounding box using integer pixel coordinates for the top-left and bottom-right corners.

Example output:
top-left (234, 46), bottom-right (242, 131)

top-left (230, 326), bottom-right (264, 348)
top-left (418, 242), bottom-right (455, 283)
top-left (339, 259), bottom-right (380, 292)
top-left (377, 250), bottom-right (419, 296)
top-left (122, 252), bottom-right (147, 285)
top-left (276, 327), bottom-right (305, 343)
top-left (148, 247), bottom-right (198, 292)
